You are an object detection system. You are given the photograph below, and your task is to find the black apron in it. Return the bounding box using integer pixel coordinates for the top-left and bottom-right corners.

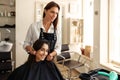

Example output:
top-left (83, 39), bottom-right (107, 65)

top-left (7, 28), bottom-right (64, 80)
top-left (39, 28), bottom-right (57, 53)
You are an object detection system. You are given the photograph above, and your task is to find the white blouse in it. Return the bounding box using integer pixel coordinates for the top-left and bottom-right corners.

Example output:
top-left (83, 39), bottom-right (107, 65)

top-left (23, 20), bottom-right (62, 55)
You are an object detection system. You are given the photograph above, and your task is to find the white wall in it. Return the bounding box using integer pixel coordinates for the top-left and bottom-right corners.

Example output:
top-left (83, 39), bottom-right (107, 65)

top-left (92, 0), bottom-right (100, 69)
top-left (16, 0), bottom-right (35, 67)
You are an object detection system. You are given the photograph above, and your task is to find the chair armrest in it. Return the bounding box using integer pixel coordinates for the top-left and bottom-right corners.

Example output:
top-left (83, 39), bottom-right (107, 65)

top-left (57, 54), bottom-right (66, 66)
top-left (65, 51), bottom-right (81, 62)
top-left (61, 51), bottom-right (79, 54)
top-left (57, 54), bottom-right (65, 60)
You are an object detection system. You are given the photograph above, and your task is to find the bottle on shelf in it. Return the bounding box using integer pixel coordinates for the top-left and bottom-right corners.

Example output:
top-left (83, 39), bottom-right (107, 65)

top-left (10, 0), bottom-right (15, 7)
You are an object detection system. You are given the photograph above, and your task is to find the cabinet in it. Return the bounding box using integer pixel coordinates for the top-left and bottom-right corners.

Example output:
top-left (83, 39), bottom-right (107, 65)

top-left (0, 28), bottom-right (15, 68)
top-left (67, 18), bottom-right (83, 44)
top-left (0, 0), bottom-right (15, 61)
top-left (0, 51), bottom-right (14, 80)
top-left (0, 1), bottom-right (15, 79)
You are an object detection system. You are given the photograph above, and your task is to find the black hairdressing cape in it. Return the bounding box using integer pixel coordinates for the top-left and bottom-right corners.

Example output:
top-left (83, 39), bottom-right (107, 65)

top-left (7, 28), bottom-right (64, 80)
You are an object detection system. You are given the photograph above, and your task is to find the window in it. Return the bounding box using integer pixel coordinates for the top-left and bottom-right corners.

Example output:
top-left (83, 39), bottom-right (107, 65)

top-left (109, 0), bottom-right (120, 65)
top-left (100, 0), bottom-right (120, 72)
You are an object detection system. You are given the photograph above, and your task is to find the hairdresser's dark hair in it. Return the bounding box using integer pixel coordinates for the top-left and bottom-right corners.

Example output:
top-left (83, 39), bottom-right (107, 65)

top-left (43, 1), bottom-right (60, 30)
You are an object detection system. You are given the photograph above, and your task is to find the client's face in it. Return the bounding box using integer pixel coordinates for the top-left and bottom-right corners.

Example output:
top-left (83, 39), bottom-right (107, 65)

top-left (35, 43), bottom-right (49, 61)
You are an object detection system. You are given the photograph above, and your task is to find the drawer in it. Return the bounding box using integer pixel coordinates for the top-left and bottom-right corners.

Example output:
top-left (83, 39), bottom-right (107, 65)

top-left (0, 52), bottom-right (11, 61)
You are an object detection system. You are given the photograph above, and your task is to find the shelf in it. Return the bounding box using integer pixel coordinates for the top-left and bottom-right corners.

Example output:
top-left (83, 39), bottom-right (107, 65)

top-left (0, 0), bottom-right (15, 72)
top-left (0, 16), bottom-right (15, 18)
top-left (0, 4), bottom-right (15, 7)
top-left (0, 27), bottom-right (15, 28)
top-left (0, 24), bottom-right (15, 28)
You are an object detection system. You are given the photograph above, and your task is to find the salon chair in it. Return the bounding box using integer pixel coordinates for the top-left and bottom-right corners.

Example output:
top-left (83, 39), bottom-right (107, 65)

top-left (56, 44), bottom-right (86, 80)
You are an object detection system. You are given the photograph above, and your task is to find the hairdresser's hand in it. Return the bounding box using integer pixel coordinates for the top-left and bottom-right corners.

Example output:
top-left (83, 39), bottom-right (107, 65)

top-left (26, 46), bottom-right (36, 55)
top-left (29, 50), bottom-right (36, 55)
top-left (46, 54), bottom-right (54, 61)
